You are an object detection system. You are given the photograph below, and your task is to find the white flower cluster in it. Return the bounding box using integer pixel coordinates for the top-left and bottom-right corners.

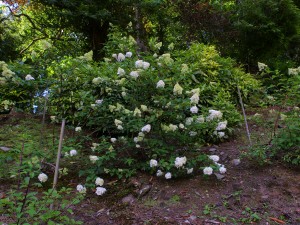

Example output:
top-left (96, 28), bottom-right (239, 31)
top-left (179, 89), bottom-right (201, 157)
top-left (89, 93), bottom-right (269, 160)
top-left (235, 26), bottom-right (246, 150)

top-left (258, 62), bottom-right (268, 71)
top-left (114, 119), bottom-right (123, 130)
top-left (150, 159), bottom-right (158, 167)
top-left (76, 184), bottom-right (87, 194)
top-left (70, 149), bottom-right (77, 156)
top-left (141, 124), bottom-right (151, 133)
top-left (288, 67), bottom-right (300, 75)
top-left (25, 74), bottom-right (35, 81)
top-left (156, 80), bottom-right (165, 88)
top-left (206, 110), bottom-right (223, 121)
top-left (173, 83), bottom-right (183, 95)
top-left (174, 156), bottom-right (187, 168)
top-left (135, 60), bottom-right (150, 70)
top-left (75, 127), bottom-right (82, 132)
top-left (38, 173), bottom-right (48, 183)
top-left (216, 121), bottom-right (227, 131)
top-left (89, 155), bottom-right (99, 163)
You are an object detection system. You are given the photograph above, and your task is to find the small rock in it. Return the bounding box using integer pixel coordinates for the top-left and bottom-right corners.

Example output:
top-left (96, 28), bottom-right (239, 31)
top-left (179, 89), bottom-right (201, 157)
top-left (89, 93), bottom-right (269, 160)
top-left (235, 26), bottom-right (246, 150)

top-left (188, 215), bottom-right (197, 221)
top-left (121, 194), bottom-right (135, 205)
top-left (214, 173), bottom-right (225, 180)
top-left (0, 146), bottom-right (10, 152)
top-left (138, 184), bottom-right (152, 198)
top-left (209, 148), bottom-right (217, 152)
top-left (231, 158), bottom-right (241, 166)
top-left (261, 195), bottom-right (269, 200)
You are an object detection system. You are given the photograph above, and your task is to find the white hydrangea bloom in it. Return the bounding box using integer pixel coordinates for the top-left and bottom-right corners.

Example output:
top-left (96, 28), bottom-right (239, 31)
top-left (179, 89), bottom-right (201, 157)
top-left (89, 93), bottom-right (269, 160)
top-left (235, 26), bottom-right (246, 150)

top-left (70, 149), bottom-right (77, 156)
top-left (288, 68), bottom-right (300, 75)
top-left (142, 61), bottom-right (150, 70)
top-left (189, 131), bottom-right (197, 137)
top-left (117, 53), bottom-right (125, 62)
top-left (25, 74), bottom-right (35, 80)
top-left (206, 110), bottom-right (223, 121)
top-left (150, 159), bottom-right (158, 167)
top-left (135, 60), bottom-right (144, 68)
top-left (125, 52), bottom-right (132, 58)
top-left (196, 116), bottom-right (205, 123)
top-left (89, 155), bottom-right (99, 164)
top-left (165, 172), bottom-right (172, 179)
top-left (95, 99), bottom-right (103, 104)
top-left (133, 137), bottom-right (139, 143)
top-left (156, 170), bottom-right (163, 177)
top-left (92, 77), bottom-right (101, 85)
top-left (95, 187), bottom-right (107, 196)
top-left (50, 116), bottom-right (56, 121)
top-left (110, 138), bottom-right (117, 143)
top-left (141, 124), bottom-right (151, 133)
top-left (114, 119), bottom-right (123, 126)
top-left (169, 124), bottom-right (178, 132)
top-left (76, 184), bottom-right (87, 194)
top-left (121, 92), bottom-right (127, 97)
top-left (209, 155), bottom-right (220, 162)
top-left (181, 64), bottom-right (189, 74)
top-left (156, 80), bottom-right (165, 88)
top-left (190, 93), bottom-right (199, 104)
top-left (117, 125), bottom-right (123, 130)
top-left (173, 83), bottom-right (183, 95)
top-left (179, 123), bottom-right (185, 129)
top-left (218, 132), bottom-right (225, 138)
top-left (133, 107), bottom-right (142, 117)
top-left (185, 117), bottom-right (193, 126)
top-left (38, 173), bottom-right (48, 183)
top-left (95, 177), bottom-right (104, 186)
top-left (219, 166), bottom-right (227, 174)
top-left (216, 121), bottom-right (227, 131)
top-left (75, 127), bottom-right (82, 132)
top-left (136, 144), bottom-right (141, 148)
top-left (187, 168), bottom-right (193, 174)
top-left (130, 71), bottom-right (139, 79)
top-left (203, 167), bottom-right (213, 175)
top-left (190, 106), bottom-right (198, 114)
top-left (174, 156), bottom-right (187, 168)
top-left (258, 62), bottom-right (268, 71)
top-left (117, 67), bottom-right (125, 76)
top-left (140, 105), bottom-right (148, 112)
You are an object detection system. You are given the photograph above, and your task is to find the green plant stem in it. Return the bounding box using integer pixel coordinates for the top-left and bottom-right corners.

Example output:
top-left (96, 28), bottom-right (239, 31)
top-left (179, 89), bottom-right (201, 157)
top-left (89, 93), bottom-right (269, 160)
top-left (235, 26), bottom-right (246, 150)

top-left (16, 177), bottom-right (31, 225)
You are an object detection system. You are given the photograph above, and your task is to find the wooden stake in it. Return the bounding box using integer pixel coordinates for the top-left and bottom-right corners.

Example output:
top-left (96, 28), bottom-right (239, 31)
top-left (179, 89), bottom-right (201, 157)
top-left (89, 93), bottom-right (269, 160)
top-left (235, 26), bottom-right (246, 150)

top-left (237, 86), bottom-right (252, 146)
top-left (52, 118), bottom-right (65, 189)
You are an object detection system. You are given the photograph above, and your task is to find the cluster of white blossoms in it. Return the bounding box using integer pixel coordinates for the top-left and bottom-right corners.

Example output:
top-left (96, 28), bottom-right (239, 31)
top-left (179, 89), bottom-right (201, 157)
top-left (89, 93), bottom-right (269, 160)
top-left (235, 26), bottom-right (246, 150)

top-left (156, 80), bottom-right (165, 88)
top-left (150, 159), bottom-right (158, 167)
top-left (206, 109), bottom-right (223, 121)
top-left (130, 71), bottom-right (139, 79)
top-left (38, 173), bottom-right (48, 183)
top-left (190, 106), bottom-right (199, 114)
top-left (174, 156), bottom-right (187, 168)
top-left (117, 67), bottom-right (125, 76)
top-left (75, 127), bottom-right (82, 132)
top-left (70, 149), bottom-right (77, 156)
top-left (76, 184), bottom-right (87, 194)
top-left (114, 119), bottom-right (123, 130)
top-left (135, 60), bottom-right (150, 70)
top-left (216, 121), bottom-right (227, 131)
top-left (89, 155), bottom-right (99, 163)
top-left (0, 61), bottom-right (15, 83)
top-left (133, 132), bottom-right (144, 143)
top-left (110, 138), bottom-right (117, 143)
top-left (190, 93), bottom-right (199, 104)
top-left (95, 99), bottom-right (103, 105)
top-left (258, 62), bottom-right (268, 72)
top-left (173, 83), bottom-right (183, 95)
top-left (165, 172), bottom-right (172, 179)
top-left (25, 74), bottom-right (35, 81)
top-left (288, 67), bottom-right (300, 75)
top-left (91, 143), bottom-right (99, 151)
top-left (206, 154), bottom-right (227, 175)
top-left (141, 124), bottom-right (151, 133)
